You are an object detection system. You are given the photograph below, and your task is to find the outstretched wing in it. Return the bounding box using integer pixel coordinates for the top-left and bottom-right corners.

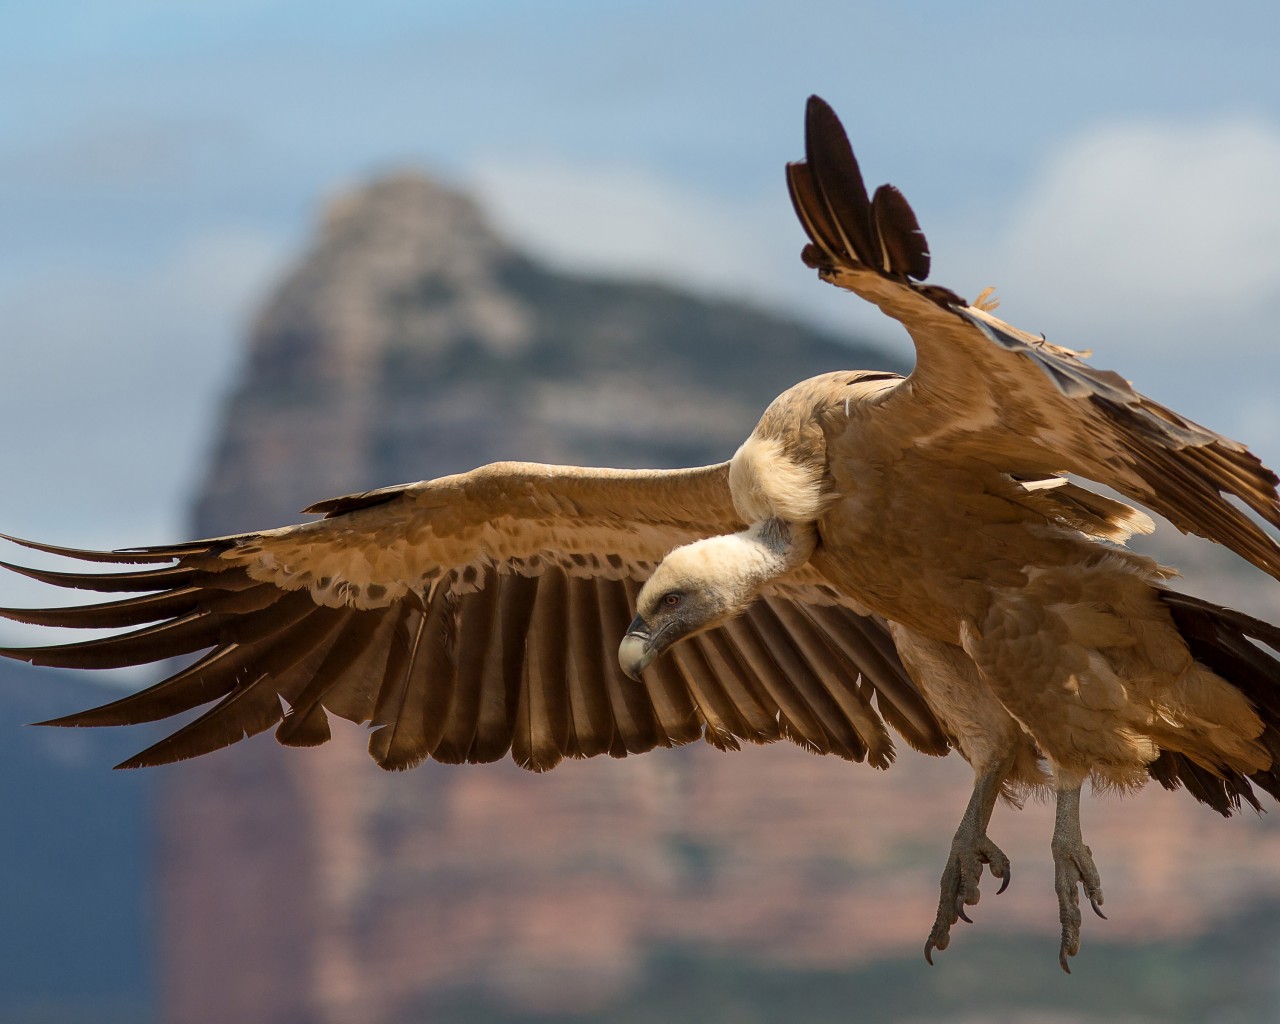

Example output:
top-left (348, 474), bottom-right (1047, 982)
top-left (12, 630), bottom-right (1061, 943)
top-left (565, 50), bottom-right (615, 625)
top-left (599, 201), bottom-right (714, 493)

top-left (789, 95), bottom-right (1280, 579)
top-left (0, 460), bottom-right (948, 772)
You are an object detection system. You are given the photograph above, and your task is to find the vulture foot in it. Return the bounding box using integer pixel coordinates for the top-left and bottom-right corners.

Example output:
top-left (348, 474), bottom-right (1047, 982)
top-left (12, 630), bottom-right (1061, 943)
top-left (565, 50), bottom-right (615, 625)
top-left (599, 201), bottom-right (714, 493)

top-left (924, 763), bottom-right (1012, 965)
top-left (924, 830), bottom-right (1010, 964)
top-left (1052, 785), bottom-right (1105, 973)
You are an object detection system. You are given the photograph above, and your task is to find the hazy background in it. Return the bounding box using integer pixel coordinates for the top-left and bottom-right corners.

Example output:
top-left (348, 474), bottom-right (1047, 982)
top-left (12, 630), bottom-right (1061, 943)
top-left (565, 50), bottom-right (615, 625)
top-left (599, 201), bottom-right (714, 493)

top-left (3, 3), bottom-right (1280, 1021)
top-left (3, 0), bottom-right (1280, 554)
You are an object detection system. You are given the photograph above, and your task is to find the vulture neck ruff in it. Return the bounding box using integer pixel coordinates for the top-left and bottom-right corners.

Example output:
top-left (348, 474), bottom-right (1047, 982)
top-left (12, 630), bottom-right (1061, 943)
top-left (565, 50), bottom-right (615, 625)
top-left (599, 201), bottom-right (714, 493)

top-left (729, 434), bottom-right (826, 523)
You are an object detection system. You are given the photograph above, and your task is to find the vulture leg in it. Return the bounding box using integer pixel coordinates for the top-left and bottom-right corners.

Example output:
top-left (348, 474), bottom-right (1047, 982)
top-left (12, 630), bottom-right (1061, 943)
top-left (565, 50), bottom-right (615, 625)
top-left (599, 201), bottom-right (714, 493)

top-left (923, 757), bottom-right (1012, 965)
top-left (1051, 782), bottom-right (1106, 974)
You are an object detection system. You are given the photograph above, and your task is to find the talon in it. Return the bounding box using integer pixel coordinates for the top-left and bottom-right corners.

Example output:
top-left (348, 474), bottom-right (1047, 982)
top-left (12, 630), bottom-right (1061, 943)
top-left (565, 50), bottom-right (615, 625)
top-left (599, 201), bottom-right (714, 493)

top-left (1050, 785), bottom-right (1106, 973)
top-left (925, 771), bottom-right (1012, 962)
top-left (996, 867), bottom-right (1011, 895)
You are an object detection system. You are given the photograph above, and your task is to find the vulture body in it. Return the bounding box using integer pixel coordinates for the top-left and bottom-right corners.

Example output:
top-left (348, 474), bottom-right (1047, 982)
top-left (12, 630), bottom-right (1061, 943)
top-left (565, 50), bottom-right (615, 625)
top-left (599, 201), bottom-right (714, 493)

top-left (5, 96), bottom-right (1280, 973)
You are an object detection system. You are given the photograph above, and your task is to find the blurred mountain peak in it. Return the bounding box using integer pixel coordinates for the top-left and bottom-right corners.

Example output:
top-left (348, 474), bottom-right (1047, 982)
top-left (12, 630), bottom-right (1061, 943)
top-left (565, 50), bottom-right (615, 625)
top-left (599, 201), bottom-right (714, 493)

top-left (194, 169), bottom-right (887, 534)
top-left (319, 170), bottom-right (513, 277)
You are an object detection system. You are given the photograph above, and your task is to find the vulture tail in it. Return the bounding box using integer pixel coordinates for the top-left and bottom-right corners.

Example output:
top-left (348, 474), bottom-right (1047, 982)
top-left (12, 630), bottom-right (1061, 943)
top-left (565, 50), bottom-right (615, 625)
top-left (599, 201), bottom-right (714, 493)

top-left (1152, 590), bottom-right (1280, 815)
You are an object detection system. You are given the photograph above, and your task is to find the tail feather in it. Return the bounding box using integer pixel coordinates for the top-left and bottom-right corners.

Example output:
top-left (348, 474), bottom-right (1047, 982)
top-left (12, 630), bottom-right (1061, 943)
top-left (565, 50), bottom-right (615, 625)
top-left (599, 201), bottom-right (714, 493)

top-left (1156, 589), bottom-right (1280, 815)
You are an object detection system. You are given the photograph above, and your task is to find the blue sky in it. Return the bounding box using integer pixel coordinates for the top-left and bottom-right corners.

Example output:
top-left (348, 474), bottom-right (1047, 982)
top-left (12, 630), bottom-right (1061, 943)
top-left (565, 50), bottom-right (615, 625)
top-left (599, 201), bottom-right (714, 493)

top-left (2, 0), bottom-right (1279, 577)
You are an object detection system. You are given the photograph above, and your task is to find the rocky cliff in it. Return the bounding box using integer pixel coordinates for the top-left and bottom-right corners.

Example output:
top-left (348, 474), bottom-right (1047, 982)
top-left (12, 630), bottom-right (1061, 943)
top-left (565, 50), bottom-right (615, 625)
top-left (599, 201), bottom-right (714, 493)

top-left (159, 174), bottom-right (1280, 1024)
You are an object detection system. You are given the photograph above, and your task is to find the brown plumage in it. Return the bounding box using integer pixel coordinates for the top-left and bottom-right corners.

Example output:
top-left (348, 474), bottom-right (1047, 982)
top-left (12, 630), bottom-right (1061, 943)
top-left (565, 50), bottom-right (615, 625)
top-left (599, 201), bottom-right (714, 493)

top-left (0, 462), bottom-right (945, 773)
top-left (4, 94), bottom-right (1280, 973)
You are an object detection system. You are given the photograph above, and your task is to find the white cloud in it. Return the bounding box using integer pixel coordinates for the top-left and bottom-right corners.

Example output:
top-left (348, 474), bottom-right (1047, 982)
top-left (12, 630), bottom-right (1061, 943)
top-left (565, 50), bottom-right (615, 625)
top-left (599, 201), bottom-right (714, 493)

top-left (467, 119), bottom-right (1280, 430)
top-left (929, 115), bottom-right (1280, 461)
top-left (468, 154), bottom-right (901, 337)
top-left (468, 155), bottom-right (783, 293)
top-left (993, 116), bottom-right (1280, 328)
top-left (16, 120), bottom-right (1270, 568)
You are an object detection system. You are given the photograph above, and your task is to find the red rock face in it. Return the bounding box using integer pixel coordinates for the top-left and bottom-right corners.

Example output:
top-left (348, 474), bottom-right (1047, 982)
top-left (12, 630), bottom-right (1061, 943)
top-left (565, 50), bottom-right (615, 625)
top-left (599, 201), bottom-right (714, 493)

top-left (159, 174), bottom-right (1280, 1024)
top-left (159, 727), bottom-right (1280, 1022)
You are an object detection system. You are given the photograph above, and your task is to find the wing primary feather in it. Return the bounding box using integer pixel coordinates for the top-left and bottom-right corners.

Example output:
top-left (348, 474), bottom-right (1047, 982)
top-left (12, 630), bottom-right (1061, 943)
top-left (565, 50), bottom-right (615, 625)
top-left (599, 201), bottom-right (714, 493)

top-left (562, 577), bottom-right (617, 760)
top-left (765, 598), bottom-right (892, 766)
top-left (367, 601), bottom-right (431, 770)
top-left (297, 606), bottom-right (407, 731)
top-left (1193, 444), bottom-right (1280, 530)
top-left (664, 641), bottom-right (742, 750)
top-left (794, 98), bottom-right (965, 308)
top-left (0, 534), bottom-right (189, 564)
top-left (274, 608), bottom-right (387, 746)
top-left (957, 309), bottom-right (1280, 577)
top-left (433, 575), bottom-right (499, 764)
top-left (116, 606), bottom-right (351, 769)
top-left (272, 609), bottom-right (361, 747)
top-left (627, 616), bottom-right (705, 747)
top-left (408, 585), bottom-right (462, 763)
top-left (41, 644), bottom-right (251, 728)
top-left (1, 613), bottom-right (223, 670)
top-left (692, 629), bottom-right (782, 741)
top-left (804, 605), bottom-right (950, 756)
top-left (719, 615), bottom-right (832, 755)
top-left (1125, 437), bottom-right (1280, 577)
top-left (745, 601), bottom-right (864, 760)
top-left (785, 161), bottom-right (844, 266)
top-left (803, 95), bottom-right (877, 268)
top-left (601, 579), bottom-right (663, 755)
top-left (0, 561), bottom-right (198, 593)
top-left (870, 183), bottom-right (930, 281)
top-left (514, 567), bottom-right (572, 772)
top-left (273, 705), bottom-right (334, 749)
top-left (1164, 592), bottom-right (1280, 650)
top-left (468, 570), bottom-right (540, 765)
top-left (367, 590), bottom-right (469, 770)
top-left (220, 589), bottom-right (325, 645)
top-left (0, 580), bottom-right (297, 668)
top-left (0, 587), bottom-right (206, 630)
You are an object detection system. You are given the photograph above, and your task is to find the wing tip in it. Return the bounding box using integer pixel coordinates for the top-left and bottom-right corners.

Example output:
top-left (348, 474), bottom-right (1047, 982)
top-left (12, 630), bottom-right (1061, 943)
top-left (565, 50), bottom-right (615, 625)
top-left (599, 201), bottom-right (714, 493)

top-left (0, 533), bottom-right (180, 565)
top-left (33, 712), bottom-right (97, 729)
top-left (791, 95), bottom-right (966, 309)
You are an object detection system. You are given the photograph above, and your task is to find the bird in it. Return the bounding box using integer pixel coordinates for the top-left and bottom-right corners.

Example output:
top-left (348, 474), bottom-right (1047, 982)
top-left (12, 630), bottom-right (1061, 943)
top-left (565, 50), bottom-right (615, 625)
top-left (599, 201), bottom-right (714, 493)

top-left (4, 95), bottom-right (1280, 974)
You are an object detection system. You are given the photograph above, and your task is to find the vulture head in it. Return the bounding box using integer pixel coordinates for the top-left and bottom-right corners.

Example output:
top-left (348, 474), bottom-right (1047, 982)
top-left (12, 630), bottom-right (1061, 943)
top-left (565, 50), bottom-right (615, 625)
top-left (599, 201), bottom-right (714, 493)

top-left (618, 519), bottom-right (815, 680)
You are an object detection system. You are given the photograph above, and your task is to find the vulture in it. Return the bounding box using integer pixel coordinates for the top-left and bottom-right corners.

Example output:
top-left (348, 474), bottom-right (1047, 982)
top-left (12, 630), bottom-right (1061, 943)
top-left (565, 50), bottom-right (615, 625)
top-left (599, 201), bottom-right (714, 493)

top-left (4, 95), bottom-right (1280, 974)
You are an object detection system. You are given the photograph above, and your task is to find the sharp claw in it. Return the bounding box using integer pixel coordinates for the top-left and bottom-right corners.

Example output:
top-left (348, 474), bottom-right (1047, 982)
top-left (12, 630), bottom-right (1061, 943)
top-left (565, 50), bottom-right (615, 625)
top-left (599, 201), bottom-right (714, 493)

top-left (1052, 787), bottom-right (1104, 972)
top-left (929, 831), bottom-right (1011, 956)
top-left (997, 867), bottom-right (1011, 895)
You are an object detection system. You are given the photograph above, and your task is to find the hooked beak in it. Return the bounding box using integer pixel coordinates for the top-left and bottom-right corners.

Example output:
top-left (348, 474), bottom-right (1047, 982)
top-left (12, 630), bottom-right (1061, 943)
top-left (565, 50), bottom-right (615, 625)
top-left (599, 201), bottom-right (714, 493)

top-left (618, 615), bottom-right (658, 681)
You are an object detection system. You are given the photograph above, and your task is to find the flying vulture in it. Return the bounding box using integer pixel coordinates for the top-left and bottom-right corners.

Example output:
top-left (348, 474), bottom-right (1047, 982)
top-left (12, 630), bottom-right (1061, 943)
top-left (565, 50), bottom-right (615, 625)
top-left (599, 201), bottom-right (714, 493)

top-left (4, 96), bottom-right (1280, 974)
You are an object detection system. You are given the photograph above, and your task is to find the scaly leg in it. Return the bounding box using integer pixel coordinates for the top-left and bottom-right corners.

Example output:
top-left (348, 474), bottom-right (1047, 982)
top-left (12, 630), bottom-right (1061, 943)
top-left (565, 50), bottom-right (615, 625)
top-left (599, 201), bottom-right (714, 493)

top-left (1052, 783), bottom-right (1106, 973)
top-left (924, 762), bottom-right (1012, 964)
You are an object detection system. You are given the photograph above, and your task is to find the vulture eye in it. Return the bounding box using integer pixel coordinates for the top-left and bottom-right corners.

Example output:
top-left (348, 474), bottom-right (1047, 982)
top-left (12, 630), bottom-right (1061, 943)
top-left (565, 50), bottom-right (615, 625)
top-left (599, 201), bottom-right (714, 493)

top-left (662, 592), bottom-right (682, 608)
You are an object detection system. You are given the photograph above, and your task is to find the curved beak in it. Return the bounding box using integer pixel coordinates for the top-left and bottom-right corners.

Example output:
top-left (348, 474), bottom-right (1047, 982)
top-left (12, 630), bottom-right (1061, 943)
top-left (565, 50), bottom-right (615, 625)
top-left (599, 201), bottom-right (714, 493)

top-left (618, 615), bottom-right (657, 681)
